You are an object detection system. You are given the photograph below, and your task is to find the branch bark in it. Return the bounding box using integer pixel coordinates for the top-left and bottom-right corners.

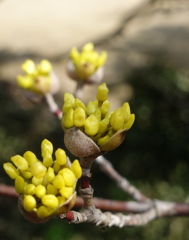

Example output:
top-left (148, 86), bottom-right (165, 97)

top-left (96, 156), bottom-right (150, 202)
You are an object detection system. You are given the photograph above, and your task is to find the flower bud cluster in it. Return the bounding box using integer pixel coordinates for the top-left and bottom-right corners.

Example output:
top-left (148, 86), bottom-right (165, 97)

top-left (62, 83), bottom-right (135, 150)
top-left (68, 42), bottom-right (107, 80)
top-left (17, 59), bottom-right (54, 94)
top-left (3, 139), bottom-right (82, 219)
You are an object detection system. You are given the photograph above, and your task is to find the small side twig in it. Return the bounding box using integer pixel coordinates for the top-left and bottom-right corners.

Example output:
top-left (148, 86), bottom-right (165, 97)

top-left (74, 81), bottom-right (85, 98)
top-left (60, 200), bottom-right (189, 227)
top-left (96, 156), bottom-right (150, 202)
top-left (45, 93), bottom-right (62, 119)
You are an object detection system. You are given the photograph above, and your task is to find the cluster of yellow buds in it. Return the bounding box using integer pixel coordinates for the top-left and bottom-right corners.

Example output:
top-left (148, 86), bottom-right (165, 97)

top-left (3, 139), bottom-right (82, 221)
top-left (62, 83), bottom-right (135, 157)
top-left (67, 43), bottom-right (107, 83)
top-left (17, 59), bottom-right (58, 95)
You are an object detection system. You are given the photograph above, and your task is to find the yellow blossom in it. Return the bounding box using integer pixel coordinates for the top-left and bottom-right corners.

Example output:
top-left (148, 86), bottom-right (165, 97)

top-left (69, 43), bottom-right (107, 80)
top-left (62, 83), bottom-right (135, 154)
top-left (17, 59), bottom-right (53, 94)
top-left (3, 139), bottom-right (82, 220)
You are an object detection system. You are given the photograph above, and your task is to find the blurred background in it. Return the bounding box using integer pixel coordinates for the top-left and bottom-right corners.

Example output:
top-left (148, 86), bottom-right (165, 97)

top-left (1, 0), bottom-right (189, 239)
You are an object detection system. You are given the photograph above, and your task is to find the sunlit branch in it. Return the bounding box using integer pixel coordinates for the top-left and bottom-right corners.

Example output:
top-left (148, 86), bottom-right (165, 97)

top-left (96, 156), bottom-right (150, 202)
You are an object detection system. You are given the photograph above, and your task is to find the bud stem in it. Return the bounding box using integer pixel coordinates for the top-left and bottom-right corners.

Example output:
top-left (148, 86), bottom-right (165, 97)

top-left (74, 80), bottom-right (84, 98)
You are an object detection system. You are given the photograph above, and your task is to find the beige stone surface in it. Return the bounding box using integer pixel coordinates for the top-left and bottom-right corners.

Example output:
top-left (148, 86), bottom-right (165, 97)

top-left (0, 0), bottom-right (148, 56)
top-left (0, 0), bottom-right (189, 107)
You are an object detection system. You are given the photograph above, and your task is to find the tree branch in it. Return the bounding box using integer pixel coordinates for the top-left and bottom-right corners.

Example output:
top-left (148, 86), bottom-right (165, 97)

top-left (96, 156), bottom-right (150, 202)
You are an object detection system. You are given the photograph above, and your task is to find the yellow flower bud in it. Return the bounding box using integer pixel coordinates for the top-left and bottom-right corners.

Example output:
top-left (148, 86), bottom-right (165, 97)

top-left (46, 184), bottom-right (58, 195)
top-left (55, 148), bottom-right (67, 165)
top-left (110, 108), bottom-right (125, 131)
top-left (57, 196), bottom-right (66, 205)
top-left (73, 107), bottom-right (86, 127)
top-left (85, 51), bottom-right (98, 64)
top-left (82, 42), bottom-right (94, 52)
top-left (122, 102), bottom-right (131, 123)
top-left (96, 83), bottom-right (109, 102)
top-left (98, 121), bottom-right (108, 134)
top-left (23, 195), bottom-right (37, 212)
top-left (100, 100), bottom-right (110, 115)
top-left (53, 175), bottom-right (65, 189)
top-left (70, 160), bottom-right (82, 179)
top-left (86, 101), bottom-right (98, 115)
top-left (61, 168), bottom-right (76, 187)
top-left (62, 99), bottom-right (74, 113)
top-left (25, 184), bottom-right (36, 195)
top-left (94, 108), bottom-right (101, 122)
top-left (11, 155), bottom-right (28, 171)
top-left (30, 161), bottom-right (47, 179)
top-left (62, 108), bottom-right (74, 128)
top-left (76, 62), bottom-right (95, 80)
top-left (53, 161), bottom-right (60, 174)
top-left (97, 135), bottom-right (110, 146)
top-left (17, 75), bottom-right (33, 89)
top-left (37, 205), bottom-right (53, 218)
top-left (15, 176), bottom-right (26, 194)
top-left (75, 98), bottom-right (87, 112)
top-left (32, 176), bottom-right (43, 186)
top-left (124, 114), bottom-right (135, 130)
top-left (43, 152), bottom-right (53, 167)
top-left (70, 47), bottom-right (80, 64)
top-left (45, 167), bottom-right (55, 183)
top-left (35, 185), bottom-right (46, 198)
top-left (23, 151), bottom-right (37, 166)
top-left (96, 51), bottom-right (107, 68)
top-left (22, 60), bottom-right (36, 75)
top-left (37, 60), bottom-right (52, 75)
top-left (41, 139), bottom-right (53, 157)
top-left (3, 139), bottom-right (82, 221)
top-left (3, 163), bottom-right (19, 179)
top-left (59, 186), bottom-right (73, 199)
top-left (64, 93), bottom-right (75, 106)
top-left (84, 114), bottom-right (99, 136)
top-left (21, 170), bottom-right (32, 179)
top-left (42, 194), bottom-right (59, 208)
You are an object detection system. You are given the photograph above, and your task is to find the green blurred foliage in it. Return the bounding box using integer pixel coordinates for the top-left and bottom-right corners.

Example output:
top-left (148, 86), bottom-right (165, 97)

top-left (1, 62), bottom-right (189, 240)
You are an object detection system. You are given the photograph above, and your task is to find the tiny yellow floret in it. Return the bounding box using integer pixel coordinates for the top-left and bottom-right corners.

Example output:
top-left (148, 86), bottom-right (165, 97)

top-left (42, 194), bottom-right (59, 208)
top-left (45, 167), bottom-right (55, 183)
top-left (55, 149), bottom-right (67, 165)
top-left (11, 155), bottom-right (28, 171)
top-left (15, 176), bottom-right (25, 194)
top-left (22, 60), bottom-right (36, 75)
top-left (73, 107), bottom-right (86, 127)
top-left (3, 163), bottom-right (19, 179)
top-left (53, 175), bottom-right (65, 189)
top-left (46, 184), bottom-right (58, 195)
top-left (124, 114), bottom-right (135, 130)
top-left (23, 151), bottom-right (37, 166)
top-left (37, 205), bottom-right (53, 218)
top-left (30, 162), bottom-right (47, 179)
top-left (61, 168), bottom-right (76, 187)
top-left (43, 152), bottom-right (53, 167)
top-left (23, 195), bottom-right (37, 212)
top-left (41, 139), bottom-right (53, 157)
top-left (21, 170), bottom-right (32, 179)
top-left (35, 185), bottom-right (46, 198)
top-left (62, 108), bottom-right (74, 128)
top-left (37, 60), bottom-right (52, 74)
top-left (84, 114), bottom-right (99, 136)
top-left (96, 83), bottom-right (109, 102)
top-left (59, 186), bottom-right (73, 199)
top-left (110, 108), bottom-right (125, 131)
top-left (25, 184), bottom-right (36, 195)
top-left (71, 160), bottom-right (82, 178)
